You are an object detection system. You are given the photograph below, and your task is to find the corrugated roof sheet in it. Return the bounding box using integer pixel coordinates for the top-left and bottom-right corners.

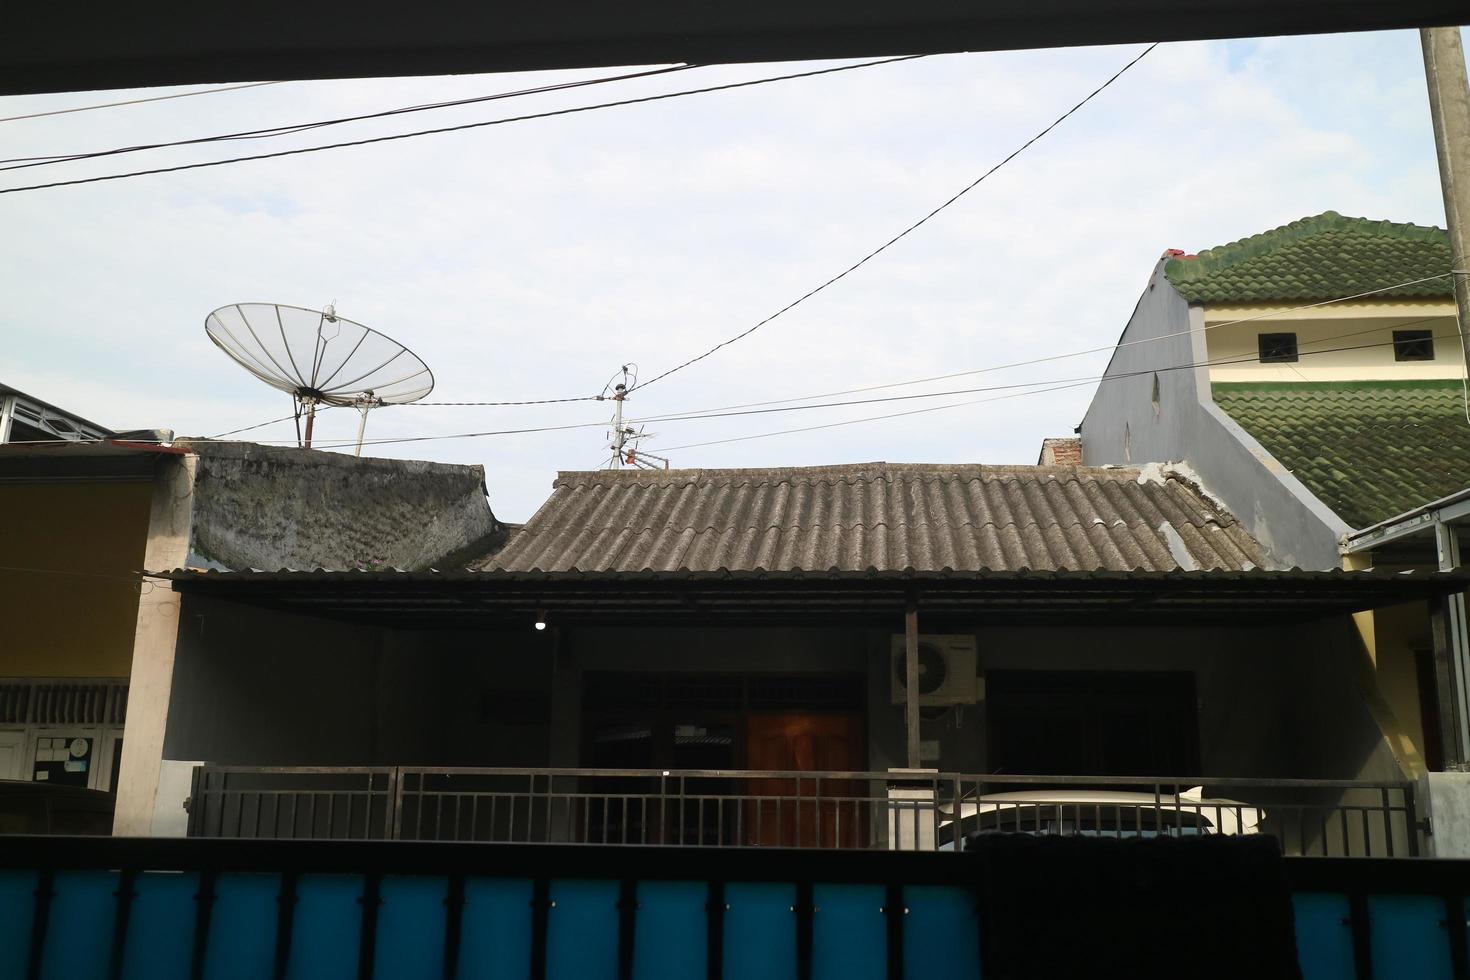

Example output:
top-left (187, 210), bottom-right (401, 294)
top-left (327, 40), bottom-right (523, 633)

top-left (1213, 381), bottom-right (1470, 530)
top-left (1163, 211), bottom-right (1454, 304)
top-left (484, 463), bottom-right (1268, 573)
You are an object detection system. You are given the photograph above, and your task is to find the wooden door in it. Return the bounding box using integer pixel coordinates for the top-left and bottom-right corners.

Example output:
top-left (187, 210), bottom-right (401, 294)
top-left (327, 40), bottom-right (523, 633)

top-left (745, 713), bottom-right (865, 848)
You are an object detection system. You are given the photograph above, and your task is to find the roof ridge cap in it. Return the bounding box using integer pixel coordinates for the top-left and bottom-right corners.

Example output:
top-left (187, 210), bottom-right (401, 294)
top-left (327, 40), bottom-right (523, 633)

top-left (1164, 211), bottom-right (1448, 284)
top-left (552, 462), bottom-right (1141, 482)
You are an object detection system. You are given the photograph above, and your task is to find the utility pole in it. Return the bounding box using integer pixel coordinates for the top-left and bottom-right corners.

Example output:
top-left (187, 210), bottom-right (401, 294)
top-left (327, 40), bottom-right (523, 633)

top-left (1422, 26), bottom-right (1470, 379)
top-left (1422, 26), bottom-right (1470, 768)
top-left (602, 364), bottom-right (670, 470)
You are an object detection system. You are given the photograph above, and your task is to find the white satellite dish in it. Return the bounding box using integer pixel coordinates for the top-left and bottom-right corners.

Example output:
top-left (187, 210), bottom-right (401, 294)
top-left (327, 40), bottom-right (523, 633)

top-left (205, 302), bottom-right (433, 455)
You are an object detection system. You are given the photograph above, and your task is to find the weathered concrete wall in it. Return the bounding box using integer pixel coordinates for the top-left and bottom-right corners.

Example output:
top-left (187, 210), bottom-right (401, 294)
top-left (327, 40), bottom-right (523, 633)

top-left (1079, 261), bottom-right (1348, 570)
top-left (1418, 772), bottom-right (1470, 857)
top-left (183, 441), bottom-right (500, 571)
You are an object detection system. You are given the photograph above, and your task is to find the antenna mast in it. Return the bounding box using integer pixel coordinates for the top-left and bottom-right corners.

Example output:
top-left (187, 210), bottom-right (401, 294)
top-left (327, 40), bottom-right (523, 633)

top-left (609, 374), bottom-right (629, 470)
top-left (603, 364), bottom-right (670, 470)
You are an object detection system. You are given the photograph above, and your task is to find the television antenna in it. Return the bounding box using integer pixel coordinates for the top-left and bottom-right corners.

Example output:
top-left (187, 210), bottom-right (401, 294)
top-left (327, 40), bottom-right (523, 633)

top-left (205, 302), bottom-right (434, 455)
top-left (602, 364), bottom-right (669, 470)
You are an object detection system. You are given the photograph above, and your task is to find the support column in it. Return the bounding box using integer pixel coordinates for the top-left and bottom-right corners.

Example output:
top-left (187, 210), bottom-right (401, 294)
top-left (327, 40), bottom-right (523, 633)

top-left (113, 454), bottom-right (197, 836)
top-left (1434, 522), bottom-right (1470, 767)
top-left (1421, 27), bottom-right (1470, 380)
top-left (904, 601), bottom-right (920, 770)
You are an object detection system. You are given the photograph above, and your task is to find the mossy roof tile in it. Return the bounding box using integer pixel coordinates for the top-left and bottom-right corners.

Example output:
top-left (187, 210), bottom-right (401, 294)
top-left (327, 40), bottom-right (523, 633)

top-left (1164, 211), bottom-right (1454, 304)
top-left (1212, 381), bottom-right (1470, 529)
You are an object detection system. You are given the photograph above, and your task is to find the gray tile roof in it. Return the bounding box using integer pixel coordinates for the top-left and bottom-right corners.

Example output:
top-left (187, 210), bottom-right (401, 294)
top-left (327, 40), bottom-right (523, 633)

top-left (485, 463), bottom-right (1267, 573)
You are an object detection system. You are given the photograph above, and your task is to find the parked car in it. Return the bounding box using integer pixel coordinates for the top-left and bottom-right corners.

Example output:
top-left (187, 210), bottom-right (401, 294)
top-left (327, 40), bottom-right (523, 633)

top-left (0, 779), bottom-right (115, 835)
top-left (937, 788), bottom-right (1263, 849)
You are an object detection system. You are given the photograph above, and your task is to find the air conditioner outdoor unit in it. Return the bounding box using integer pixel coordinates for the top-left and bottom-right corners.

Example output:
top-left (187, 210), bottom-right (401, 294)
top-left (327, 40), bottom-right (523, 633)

top-left (890, 635), bottom-right (979, 705)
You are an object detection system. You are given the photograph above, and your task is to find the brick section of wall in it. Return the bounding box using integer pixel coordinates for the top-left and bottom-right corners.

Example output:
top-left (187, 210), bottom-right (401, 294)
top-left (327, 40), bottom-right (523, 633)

top-left (1037, 438), bottom-right (1082, 466)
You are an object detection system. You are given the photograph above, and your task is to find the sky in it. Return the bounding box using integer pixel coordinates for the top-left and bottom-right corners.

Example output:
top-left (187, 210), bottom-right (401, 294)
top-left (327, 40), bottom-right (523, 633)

top-left (0, 29), bottom-right (1462, 521)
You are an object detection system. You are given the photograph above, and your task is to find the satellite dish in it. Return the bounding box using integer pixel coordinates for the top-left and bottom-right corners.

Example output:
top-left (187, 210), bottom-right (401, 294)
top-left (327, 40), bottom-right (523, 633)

top-left (205, 302), bottom-right (433, 455)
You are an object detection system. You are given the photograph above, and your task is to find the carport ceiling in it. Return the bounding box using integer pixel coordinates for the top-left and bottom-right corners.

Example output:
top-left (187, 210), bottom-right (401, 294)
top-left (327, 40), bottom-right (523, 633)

top-left (5, 0), bottom-right (1467, 95)
top-left (157, 568), bottom-right (1470, 629)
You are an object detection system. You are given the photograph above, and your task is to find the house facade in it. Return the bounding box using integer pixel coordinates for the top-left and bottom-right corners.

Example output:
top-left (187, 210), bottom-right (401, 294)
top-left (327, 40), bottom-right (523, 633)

top-left (0, 384), bottom-right (169, 795)
top-left (126, 462), bottom-right (1468, 857)
top-left (1078, 212), bottom-right (1470, 779)
top-left (0, 428), bottom-right (505, 832)
top-left (1080, 211), bottom-right (1468, 569)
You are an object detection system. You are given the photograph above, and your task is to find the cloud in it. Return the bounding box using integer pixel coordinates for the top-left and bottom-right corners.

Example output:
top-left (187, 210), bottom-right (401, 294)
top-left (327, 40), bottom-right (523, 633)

top-left (0, 30), bottom-right (1456, 519)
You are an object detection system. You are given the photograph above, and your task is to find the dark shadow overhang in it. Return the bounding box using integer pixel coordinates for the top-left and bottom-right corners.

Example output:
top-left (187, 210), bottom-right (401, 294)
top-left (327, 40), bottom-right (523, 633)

top-left (5, 1), bottom-right (1468, 96)
top-left (152, 567), bottom-right (1470, 628)
top-left (0, 439), bottom-right (185, 483)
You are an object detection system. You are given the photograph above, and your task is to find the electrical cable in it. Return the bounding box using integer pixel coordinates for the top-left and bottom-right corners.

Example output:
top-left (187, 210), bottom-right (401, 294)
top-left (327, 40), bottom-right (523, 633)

top-left (413, 395), bottom-right (607, 407)
top-left (165, 328), bottom-right (1463, 452)
top-left (209, 410), bottom-right (318, 439)
top-left (627, 42), bottom-right (1159, 395)
top-left (657, 329), bottom-right (1469, 453)
top-left (387, 273), bottom-right (1454, 417)
top-left (619, 319), bottom-right (1459, 427)
top-left (0, 65), bottom-right (697, 170)
top-left (172, 287), bottom-right (1468, 447)
top-left (0, 56), bottom-right (925, 195)
top-left (0, 81), bottom-right (286, 124)
top-left (0, 563), bottom-right (153, 590)
top-left (609, 277), bottom-right (1459, 419)
top-left (1451, 270), bottom-right (1470, 427)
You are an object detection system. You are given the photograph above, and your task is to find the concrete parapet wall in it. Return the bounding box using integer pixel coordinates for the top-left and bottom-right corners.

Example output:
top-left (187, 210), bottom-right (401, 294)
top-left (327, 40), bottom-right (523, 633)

top-left (183, 441), bottom-right (499, 571)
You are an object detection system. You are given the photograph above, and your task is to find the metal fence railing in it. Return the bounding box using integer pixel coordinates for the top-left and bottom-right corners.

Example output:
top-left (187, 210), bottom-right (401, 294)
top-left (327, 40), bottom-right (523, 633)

top-left (186, 767), bottom-right (1421, 858)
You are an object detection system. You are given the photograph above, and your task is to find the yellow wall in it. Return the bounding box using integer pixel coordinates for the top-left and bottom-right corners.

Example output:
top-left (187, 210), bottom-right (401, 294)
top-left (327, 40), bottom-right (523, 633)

top-left (1370, 601), bottom-right (1433, 766)
top-left (0, 481), bottom-right (153, 678)
top-left (1202, 300), bottom-right (1462, 384)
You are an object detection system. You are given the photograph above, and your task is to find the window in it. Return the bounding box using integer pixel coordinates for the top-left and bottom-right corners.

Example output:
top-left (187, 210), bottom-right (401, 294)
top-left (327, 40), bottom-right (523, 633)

top-left (985, 671), bottom-right (1200, 777)
top-left (1393, 330), bottom-right (1435, 361)
top-left (1257, 333), bottom-right (1298, 363)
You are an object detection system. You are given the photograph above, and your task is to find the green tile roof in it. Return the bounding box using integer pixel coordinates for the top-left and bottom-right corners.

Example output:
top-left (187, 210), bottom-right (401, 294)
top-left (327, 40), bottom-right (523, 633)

top-left (1212, 380), bottom-right (1470, 529)
top-left (1164, 211), bottom-right (1454, 304)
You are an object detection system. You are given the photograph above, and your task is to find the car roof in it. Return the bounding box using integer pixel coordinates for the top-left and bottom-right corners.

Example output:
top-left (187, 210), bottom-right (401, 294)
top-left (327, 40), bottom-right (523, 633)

top-left (972, 789), bottom-right (1243, 806)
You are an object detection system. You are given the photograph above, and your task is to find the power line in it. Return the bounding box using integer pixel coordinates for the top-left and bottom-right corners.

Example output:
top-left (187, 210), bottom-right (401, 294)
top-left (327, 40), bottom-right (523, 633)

top-left (658, 329), bottom-right (1468, 453)
top-left (627, 42), bottom-right (1160, 395)
top-left (179, 278), bottom-right (1467, 447)
top-left (621, 320), bottom-right (1458, 427)
top-left (615, 275), bottom-right (1458, 419)
top-left (0, 56), bottom-right (925, 195)
top-left (0, 65), bottom-right (697, 171)
top-left (209, 408), bottom-right (331, 440)
top-left (386, 273), bottom-right (1454, 417)
top-left (412, 395), bottom-right (606, 406)
top-left (167, 328), bottom-right (1463, 452)
top-left (0, 563), bottom-right (153, 590)
top-left (0, 81), bottom-right (286, 124)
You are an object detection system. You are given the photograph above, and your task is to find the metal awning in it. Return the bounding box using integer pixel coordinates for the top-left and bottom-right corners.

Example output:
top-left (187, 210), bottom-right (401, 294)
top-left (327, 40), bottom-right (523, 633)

top-left (1344, 486), bottom-right (1470, 568)
top-left (153, 567), bottom-right (1470, 628)
top-left (5, 0), bottom-right (1467, 96)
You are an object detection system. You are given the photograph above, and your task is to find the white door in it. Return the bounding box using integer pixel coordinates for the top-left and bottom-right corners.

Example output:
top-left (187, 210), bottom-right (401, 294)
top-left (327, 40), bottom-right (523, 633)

top-left (0, 731), bottom-right (24, 781)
